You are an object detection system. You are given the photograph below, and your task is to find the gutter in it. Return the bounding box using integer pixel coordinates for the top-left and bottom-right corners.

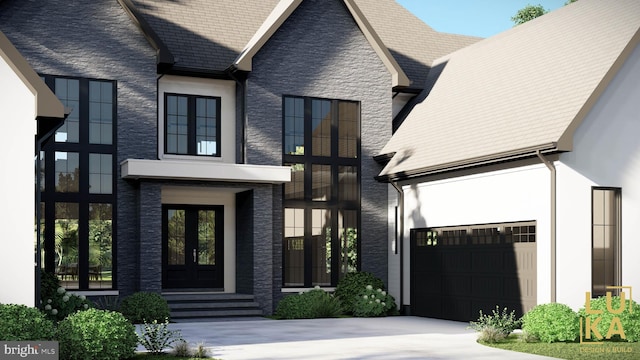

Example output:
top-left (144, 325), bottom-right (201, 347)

top-left (376, 142), bottom-right (559, 183)
top-left (536, 150), bottom-right (556, 303)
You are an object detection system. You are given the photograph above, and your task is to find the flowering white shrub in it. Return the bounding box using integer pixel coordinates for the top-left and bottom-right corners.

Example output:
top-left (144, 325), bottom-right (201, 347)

top-left (41, 286), bottom-right (93, 321)
top-left (353, 285), bottom-right (396, 317)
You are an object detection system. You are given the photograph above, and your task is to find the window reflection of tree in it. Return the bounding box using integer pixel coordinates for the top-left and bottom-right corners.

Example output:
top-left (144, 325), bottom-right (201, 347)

top-left (167, 210), bottom-right (186, 265)
top-left (197, 210), bottom-right (216, 265)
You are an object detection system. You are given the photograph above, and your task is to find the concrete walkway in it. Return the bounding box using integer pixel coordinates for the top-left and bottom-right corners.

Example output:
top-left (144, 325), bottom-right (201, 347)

top-left (154, 316), bottom-right (558, 360)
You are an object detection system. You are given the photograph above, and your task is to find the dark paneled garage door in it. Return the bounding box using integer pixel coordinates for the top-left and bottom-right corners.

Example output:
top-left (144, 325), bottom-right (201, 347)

top-left (410, 223), bottom-right (536, 322)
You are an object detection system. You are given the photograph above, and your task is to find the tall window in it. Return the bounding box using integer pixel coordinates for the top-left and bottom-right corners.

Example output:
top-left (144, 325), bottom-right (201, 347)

top-left (165, 94), bottom-right (220, 156)
top-left (40, 75), bottom-right (116, 290)
top-left (283, 96), bottom-right (360, 287)
top-left (592, 187), bottom-right (621, 297)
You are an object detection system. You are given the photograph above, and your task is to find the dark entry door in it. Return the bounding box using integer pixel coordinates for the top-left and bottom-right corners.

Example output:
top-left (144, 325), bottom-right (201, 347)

top-left (162, 205), bottom-right (223, 289)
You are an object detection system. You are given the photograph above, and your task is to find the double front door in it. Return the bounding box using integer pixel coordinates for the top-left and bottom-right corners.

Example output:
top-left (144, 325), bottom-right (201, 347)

top-left (162, 205), bottom-right (223, 289)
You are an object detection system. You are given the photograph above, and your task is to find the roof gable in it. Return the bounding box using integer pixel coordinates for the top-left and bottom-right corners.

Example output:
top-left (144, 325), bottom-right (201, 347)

top-left (121, 0), bottom-right (477, 88)
top-left (378, 0), bottom-right (640, 181)
top-left (234, 0), bottom-right (410, 88)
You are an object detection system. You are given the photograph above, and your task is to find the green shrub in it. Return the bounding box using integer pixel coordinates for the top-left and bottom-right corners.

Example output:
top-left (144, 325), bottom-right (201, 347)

top-left (275, 288), bottom-right (342, 319)
top-left (119, 291), bottom-right (170, 323)
top-left (138, 319), bottom-right (183, 355)
top-left (57, 308), bottom-right (137, 360)
top-left (578, 295), bottom-right (640, 342)
top-left (0, 304), bottom-right (55, 341)
top-left (468, 306), bottom-right (520, 343)
top-left (522, 303), bottom-right (579, 343)
top-left (41, 287), bottom-right (93, 322)
top-left (353, 285), bottom-right (397, 317)
top-left (334, 272), bottom-right (385, 314)
top-left (40, 270), bottom-right (60, 304)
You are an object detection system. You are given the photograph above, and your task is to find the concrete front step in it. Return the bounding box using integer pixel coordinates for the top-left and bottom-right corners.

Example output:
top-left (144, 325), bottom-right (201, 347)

top-left (163, 292), bottom-right (263, 320)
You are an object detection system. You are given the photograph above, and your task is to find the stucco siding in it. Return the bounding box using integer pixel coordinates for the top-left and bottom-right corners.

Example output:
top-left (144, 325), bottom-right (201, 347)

top-left (557, 42), bottom-right (640, 310)
top-left (400, 164), bottom-right (551, 307)
top-left (0, 55), bottom-right (37, 306)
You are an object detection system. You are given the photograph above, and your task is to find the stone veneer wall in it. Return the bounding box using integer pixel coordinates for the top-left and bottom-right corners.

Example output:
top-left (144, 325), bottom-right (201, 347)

top-left (0, 0), bottom-right (158, 296)
top-left (245, 0), bottom-right (392, 311)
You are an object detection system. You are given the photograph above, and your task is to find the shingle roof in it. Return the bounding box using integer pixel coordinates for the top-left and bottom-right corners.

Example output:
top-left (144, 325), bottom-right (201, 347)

top-left (126, 0), bottom-right (478, 88)
top-left (377, 0), bottom-right (640, 181)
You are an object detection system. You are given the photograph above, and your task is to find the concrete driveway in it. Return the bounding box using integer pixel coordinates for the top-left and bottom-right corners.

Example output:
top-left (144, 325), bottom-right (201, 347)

top-left (161, 316), bottom-right (558, 360)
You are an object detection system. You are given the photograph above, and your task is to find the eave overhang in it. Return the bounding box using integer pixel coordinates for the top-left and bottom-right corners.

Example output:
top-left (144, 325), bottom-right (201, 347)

top-left (376, 143), bottom-right (560, 183)
top-left (121, 159), bottom-right (291, 184)
top-left (0, 30), bottom-right (65, 144)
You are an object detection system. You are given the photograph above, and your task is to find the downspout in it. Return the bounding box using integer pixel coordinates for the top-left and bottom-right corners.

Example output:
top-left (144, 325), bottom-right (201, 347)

top-left (389, 181), bottom-right (405, 313)
top-left (537, 150), bottom-right (556, 302)
top-left (227, 69), bottom-right (247, 164)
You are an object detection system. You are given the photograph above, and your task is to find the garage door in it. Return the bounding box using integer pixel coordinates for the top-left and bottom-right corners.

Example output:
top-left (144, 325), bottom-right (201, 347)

top-left (410, 223), bottom-right (536, 322)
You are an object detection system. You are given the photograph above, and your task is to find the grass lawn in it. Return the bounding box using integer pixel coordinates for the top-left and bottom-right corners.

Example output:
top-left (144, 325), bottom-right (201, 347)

top-left (482, 334), bottom-right (640, 360)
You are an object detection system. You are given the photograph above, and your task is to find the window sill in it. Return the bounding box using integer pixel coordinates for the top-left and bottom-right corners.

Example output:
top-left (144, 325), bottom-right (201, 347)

top-left (281, 287), bottom-right (336, 293)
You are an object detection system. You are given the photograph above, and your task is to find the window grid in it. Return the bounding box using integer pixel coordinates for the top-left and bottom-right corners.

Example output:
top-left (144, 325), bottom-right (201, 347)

top-left (165, 93), bottom-right (221, 157)
top-left (282, 95), bottom-right (361, 288)
top-left (41, 75), bottom-right (116, 290)
top-left (416, 221), bottom-right (536, 247)
top-left (54, 78), bottom-right (79, 143)
top-left (592, 187), bottom-right (621, 297)
top-left (89, 81), bottom-right (113, 145)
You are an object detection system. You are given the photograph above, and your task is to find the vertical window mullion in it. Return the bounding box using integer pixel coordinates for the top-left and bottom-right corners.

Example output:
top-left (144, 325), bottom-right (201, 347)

top-left (188, 96), bottom-right (196, 155)
top-left (78, 79), bottom-right (90, 288)
top-left (216, 98), bottom-right (222, 156)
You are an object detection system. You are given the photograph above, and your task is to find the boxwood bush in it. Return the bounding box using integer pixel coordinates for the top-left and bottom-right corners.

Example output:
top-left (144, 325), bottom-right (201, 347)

top-left (57, 308), bottom-right (137, 360)
top-left (0, 304), bottom-right (55, 341)
top-left (334, 272), bottom-right (385, 314)
top-left (521, 303), bottom-right (579, 343)
top-left (119, 291), bottom-right (170, 323)
top-left (275, 288), bottom-right (342, 319)
top-left (578, 295), bottom-right (640, 342)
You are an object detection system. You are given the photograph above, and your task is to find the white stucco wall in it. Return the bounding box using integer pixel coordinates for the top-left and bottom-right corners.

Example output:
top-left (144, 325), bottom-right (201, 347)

top-left (398, 163), bottom-right (552, 307)
top-left (557, 42), bottom-right (640, 310)
top-left (394, 43), bottom-right (640, 313)
top-left (161, 186), bottom-right (241, 293)
top-left (158, 75), bottom-right (236, 163)
top-left (0, 55), bottom-right (37, 306)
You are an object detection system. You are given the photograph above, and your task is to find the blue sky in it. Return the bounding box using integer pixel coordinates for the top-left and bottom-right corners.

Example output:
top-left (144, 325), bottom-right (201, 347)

top-left (396, 0), bottom-right (567, 38)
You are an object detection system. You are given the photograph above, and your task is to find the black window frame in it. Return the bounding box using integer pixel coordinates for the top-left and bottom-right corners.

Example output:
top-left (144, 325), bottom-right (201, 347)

top-left (591, 187), bottom-right (622, 297)
top-left (40, 74), bottom-right (117, 290)
top-left (282, 95), bottom-right (361, 288)
top-left (164, 93), bottom-right (222, 157)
